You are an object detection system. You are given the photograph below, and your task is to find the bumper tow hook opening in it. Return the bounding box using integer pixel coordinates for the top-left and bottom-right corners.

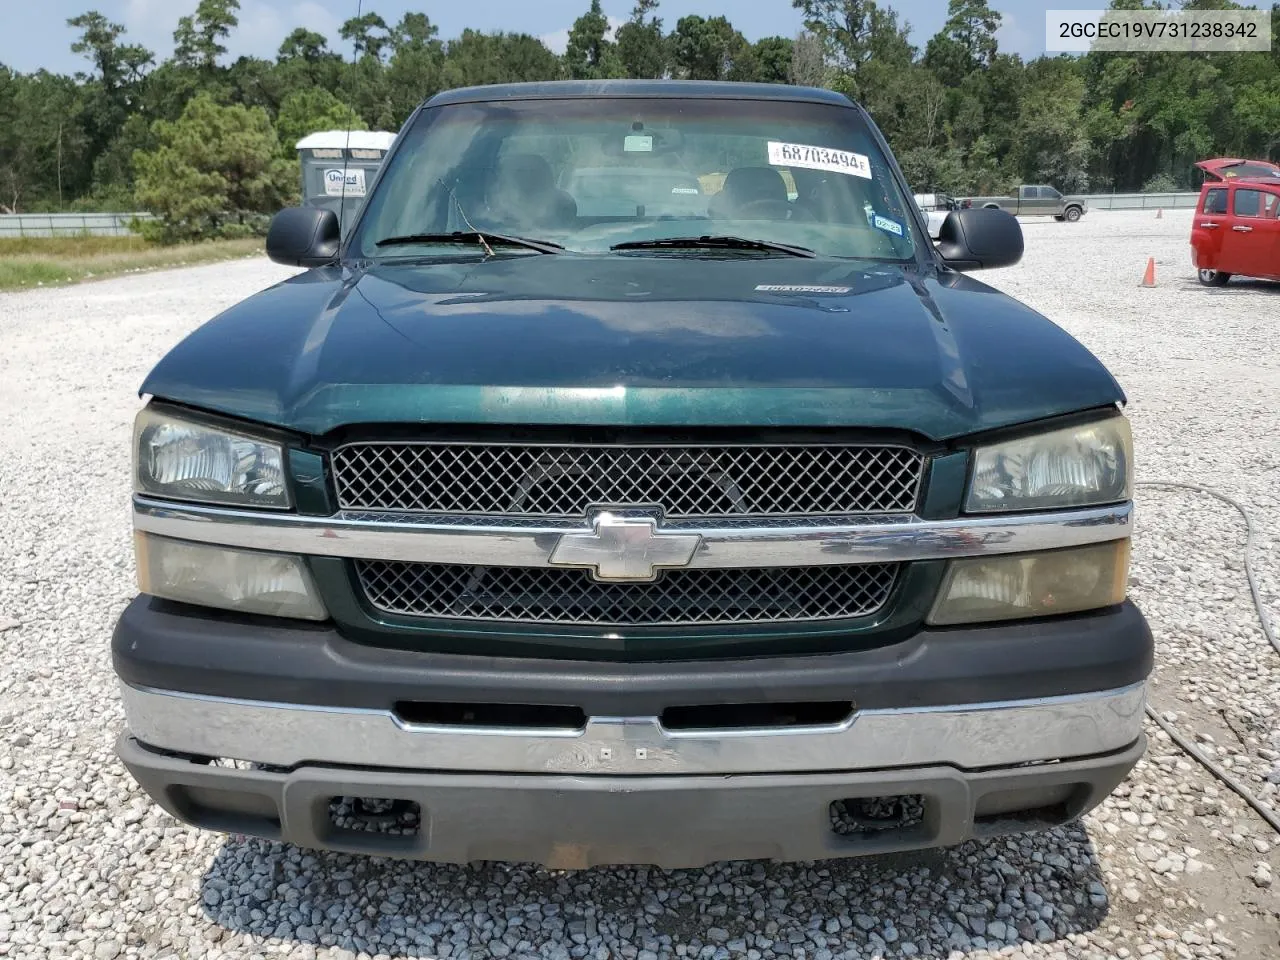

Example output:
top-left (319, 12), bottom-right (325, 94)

top-left (830, 794), bottom-right (926, 836)
top-left (329, 796), bottom-right (422, 836)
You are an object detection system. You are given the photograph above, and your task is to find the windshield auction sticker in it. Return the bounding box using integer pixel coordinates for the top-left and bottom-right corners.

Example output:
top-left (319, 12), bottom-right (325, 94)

top-left (768, 142), bottom-right (872, 180)
top-left (872, 214), bottom-right (904, 237)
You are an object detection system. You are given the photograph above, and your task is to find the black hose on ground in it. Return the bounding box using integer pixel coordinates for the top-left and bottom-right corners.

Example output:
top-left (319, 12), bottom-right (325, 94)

top-left (1134, 480), bottom-right (1280, 836)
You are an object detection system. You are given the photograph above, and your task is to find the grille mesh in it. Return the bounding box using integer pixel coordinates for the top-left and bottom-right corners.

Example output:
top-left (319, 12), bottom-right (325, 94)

top-left (331, 443), bottom-right (924, 517)
top-left (356, 561), bottom-right (899, 626)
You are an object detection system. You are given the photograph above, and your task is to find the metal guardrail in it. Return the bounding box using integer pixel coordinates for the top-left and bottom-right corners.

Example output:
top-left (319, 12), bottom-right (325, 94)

top-left (0, 193), bottom-right (1203, 239)
top-left (0, 212), bottom-right (155, 238)
top-left (1080, 192), bottom-right (1201, 210)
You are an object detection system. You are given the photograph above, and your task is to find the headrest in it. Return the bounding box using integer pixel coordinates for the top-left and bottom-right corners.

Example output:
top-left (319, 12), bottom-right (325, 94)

top-left (720, 166), bottom-right (789, 206)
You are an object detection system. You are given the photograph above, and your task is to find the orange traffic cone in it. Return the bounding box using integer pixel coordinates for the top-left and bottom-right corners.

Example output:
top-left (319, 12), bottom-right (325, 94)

top-left (1156, 208), bottom-right (1163, 219)
top-left (1141, 257), bottom-right (1156, 287)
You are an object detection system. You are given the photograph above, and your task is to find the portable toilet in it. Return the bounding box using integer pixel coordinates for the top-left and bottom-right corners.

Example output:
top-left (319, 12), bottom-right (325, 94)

top-left (295, 130), bottom-right (397, 231)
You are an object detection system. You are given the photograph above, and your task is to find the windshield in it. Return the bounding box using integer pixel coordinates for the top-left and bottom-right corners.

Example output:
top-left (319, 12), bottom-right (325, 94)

top-left (351, 96), bottom-right (920, 261)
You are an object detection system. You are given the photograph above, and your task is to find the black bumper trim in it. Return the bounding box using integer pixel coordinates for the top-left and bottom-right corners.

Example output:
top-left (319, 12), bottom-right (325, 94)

top-left (118, 733), bottom-right (1145, 869)
top-left (112, 597), bottom-right (1152, 715)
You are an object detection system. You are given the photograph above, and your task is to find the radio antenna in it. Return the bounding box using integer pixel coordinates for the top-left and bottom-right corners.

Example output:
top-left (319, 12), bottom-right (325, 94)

top-left (338, 0), bottom-right (364, 232)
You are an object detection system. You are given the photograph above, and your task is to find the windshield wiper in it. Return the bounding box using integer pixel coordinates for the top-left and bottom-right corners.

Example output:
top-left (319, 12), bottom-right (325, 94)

top-left (376, 231), bottom-right (564, 255)
top-left (610, 235), bottom-right (817, 258)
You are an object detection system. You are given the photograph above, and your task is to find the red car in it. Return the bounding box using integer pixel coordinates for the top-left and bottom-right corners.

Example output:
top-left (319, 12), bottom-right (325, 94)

top-left (1191, 158), bottom-right (1280, 286)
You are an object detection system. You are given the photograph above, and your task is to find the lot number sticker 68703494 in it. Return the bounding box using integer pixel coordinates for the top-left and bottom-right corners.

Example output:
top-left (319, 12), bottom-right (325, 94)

top-left (767, 141), bottom-right (872, 180)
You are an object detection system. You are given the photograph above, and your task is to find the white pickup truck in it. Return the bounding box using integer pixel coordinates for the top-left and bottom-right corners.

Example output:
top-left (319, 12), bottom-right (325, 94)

top-left (913, 193), bottom-right (959, 239)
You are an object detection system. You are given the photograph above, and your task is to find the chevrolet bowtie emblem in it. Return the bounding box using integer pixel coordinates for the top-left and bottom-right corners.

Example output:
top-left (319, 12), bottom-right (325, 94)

top-left (548, 513), bottom-right (701, 582)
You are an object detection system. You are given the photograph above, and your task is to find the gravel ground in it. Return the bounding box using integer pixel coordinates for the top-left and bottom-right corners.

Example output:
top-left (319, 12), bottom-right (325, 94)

top-left (1, 209), bottom-right (1277, 960)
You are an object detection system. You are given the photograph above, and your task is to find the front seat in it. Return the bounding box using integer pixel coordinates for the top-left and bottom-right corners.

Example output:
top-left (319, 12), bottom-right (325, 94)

top-left (485, 154), bottom-right (577, 232)
top-left (708, 166), bottom-right (794, 220)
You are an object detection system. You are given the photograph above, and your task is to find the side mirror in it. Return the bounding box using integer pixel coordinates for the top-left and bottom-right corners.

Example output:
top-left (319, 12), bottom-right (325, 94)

top-left (935, 207), bottom-right (1023, 271)
top-left (266, 207), bottom-right (341, 267)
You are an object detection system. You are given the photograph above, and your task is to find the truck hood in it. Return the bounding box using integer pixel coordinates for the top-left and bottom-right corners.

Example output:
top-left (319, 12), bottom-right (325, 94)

top-left (141, 255), bottom-right (1124, 442)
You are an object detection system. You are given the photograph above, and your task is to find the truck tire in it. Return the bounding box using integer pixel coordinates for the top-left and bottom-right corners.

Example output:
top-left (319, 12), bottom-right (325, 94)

top-left (1063, 205), bottom-right (1082, 222)
top-left (983, 203), bottom-right (1000, 210)
top-left (1197, 268), bottom-right (1230, 286)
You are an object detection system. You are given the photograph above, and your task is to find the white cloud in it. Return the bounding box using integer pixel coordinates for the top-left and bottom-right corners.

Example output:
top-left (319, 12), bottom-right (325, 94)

top-left (996, 12), bottom-right (1038, 59)
top-left (539, 15), bottom-right (625, 56)
top-left (122, 0), bottom-right (197, 59)
top-left (538, 28), bottom-right (570, 55)
top-left (234, 1), bottom-right (345, 59)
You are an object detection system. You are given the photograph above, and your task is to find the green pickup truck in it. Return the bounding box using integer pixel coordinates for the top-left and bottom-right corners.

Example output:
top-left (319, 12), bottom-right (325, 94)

top-left (115, 80), bottom-right (1149, 869)
top-left (961, 184), bottom-right (1090, 222)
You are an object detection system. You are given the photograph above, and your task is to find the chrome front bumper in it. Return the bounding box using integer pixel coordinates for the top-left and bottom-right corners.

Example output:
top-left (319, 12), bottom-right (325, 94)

top-left (119, 680), bottom-right (1146, 776)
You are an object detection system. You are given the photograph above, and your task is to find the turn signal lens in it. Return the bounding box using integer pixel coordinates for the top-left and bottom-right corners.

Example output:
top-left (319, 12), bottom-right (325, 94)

top-left (135, 533), bottom-right (327, 620)
top-left (927, 539), bottom-right (1129, 626)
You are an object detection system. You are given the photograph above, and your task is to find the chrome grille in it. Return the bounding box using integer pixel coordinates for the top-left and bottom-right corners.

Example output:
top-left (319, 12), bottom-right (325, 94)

top-left (331, 443), bottom-right (925, 517)
top-left (355, 561), bottom-right (899, 626)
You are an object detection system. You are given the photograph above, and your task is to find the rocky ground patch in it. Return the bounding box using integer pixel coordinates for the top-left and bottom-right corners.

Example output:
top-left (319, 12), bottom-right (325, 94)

top-left (0, 210), bottom-right (1276, 959)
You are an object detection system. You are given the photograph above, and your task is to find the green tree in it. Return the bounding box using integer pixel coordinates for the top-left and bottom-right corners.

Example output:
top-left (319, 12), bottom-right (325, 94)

top-left (276, 89), bottom-right (366, 153)
top-left (792, 0), bottom-right (876, 70)
top-left (615, 0), bottom-right (668, 79)
top-left (0, 70), bottom-right (92, 211)
top-left (395, 13), bottom-right (439, 48)
top-left (274, 28), bottom-right (345, 97)
top-left (924, 0), bottom-right (1001, 85)
top-left (386, 14), bottom-right (446, 122)
top-left (442, 31), bottom-right (563, 88)
top-left (173, 0), bottom-right (240, 72)
top-left (339, 54), bottom-right (395, 130)
top-left (743, 37), bottom-right (794, 84)
top-left (278, 28), bottom-right (334, 63)
top-left (226, 56), bottom-right (286, 112)
top-left (67, 11), bottom-right (153, 178)
top-left (564, 1), bottom-right (624, 80)
top-left (794, 0), bottom-right (912, 98)
top-left (84, 112), bottom-right (154, 207)
top-left (670, 15), bottom-right (746, 81)
top-left (1008, 57), bottom-right (1090, 191)
top-left (133, 94), bottom-right (294, 241)
top-left (340, 13), bottom-right (392, 62)
top-left (68, 12), bottom-right (153, 92)
top-left (6, 0), bottom-right (1276, 214)
top-left (0, 66), bottom-right (24, 211)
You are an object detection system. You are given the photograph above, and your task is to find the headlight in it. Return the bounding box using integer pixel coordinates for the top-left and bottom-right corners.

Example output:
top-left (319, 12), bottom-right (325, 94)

top-left (966, 417), bottom-right (1132, 513)
top-left (136, 533), bottom-right (327, 620)
top-left (135, 408), bottom-right (289, 508)
top-left (928, 540), bottom-right (1129, 626)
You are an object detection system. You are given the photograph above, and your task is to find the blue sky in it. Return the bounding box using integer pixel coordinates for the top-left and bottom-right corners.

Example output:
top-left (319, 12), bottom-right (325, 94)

top-left (3, 1), bottom-right (1092, 75)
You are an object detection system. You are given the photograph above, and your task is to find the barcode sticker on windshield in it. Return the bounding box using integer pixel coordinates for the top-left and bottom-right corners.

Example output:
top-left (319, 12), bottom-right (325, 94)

top-left (768, 141), bottom-right (872, 180)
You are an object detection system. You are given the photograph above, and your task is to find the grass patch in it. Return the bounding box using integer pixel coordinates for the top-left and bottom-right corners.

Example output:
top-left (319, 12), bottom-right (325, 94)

top-left (0, 236), bottom-right (265, 291)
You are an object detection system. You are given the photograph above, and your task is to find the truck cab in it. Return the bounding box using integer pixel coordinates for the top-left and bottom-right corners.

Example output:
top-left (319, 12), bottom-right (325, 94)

top-left (1018, 185), bottom-right (1061, 216)
top-left (1192, 158), bottom-right (1280, 286)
